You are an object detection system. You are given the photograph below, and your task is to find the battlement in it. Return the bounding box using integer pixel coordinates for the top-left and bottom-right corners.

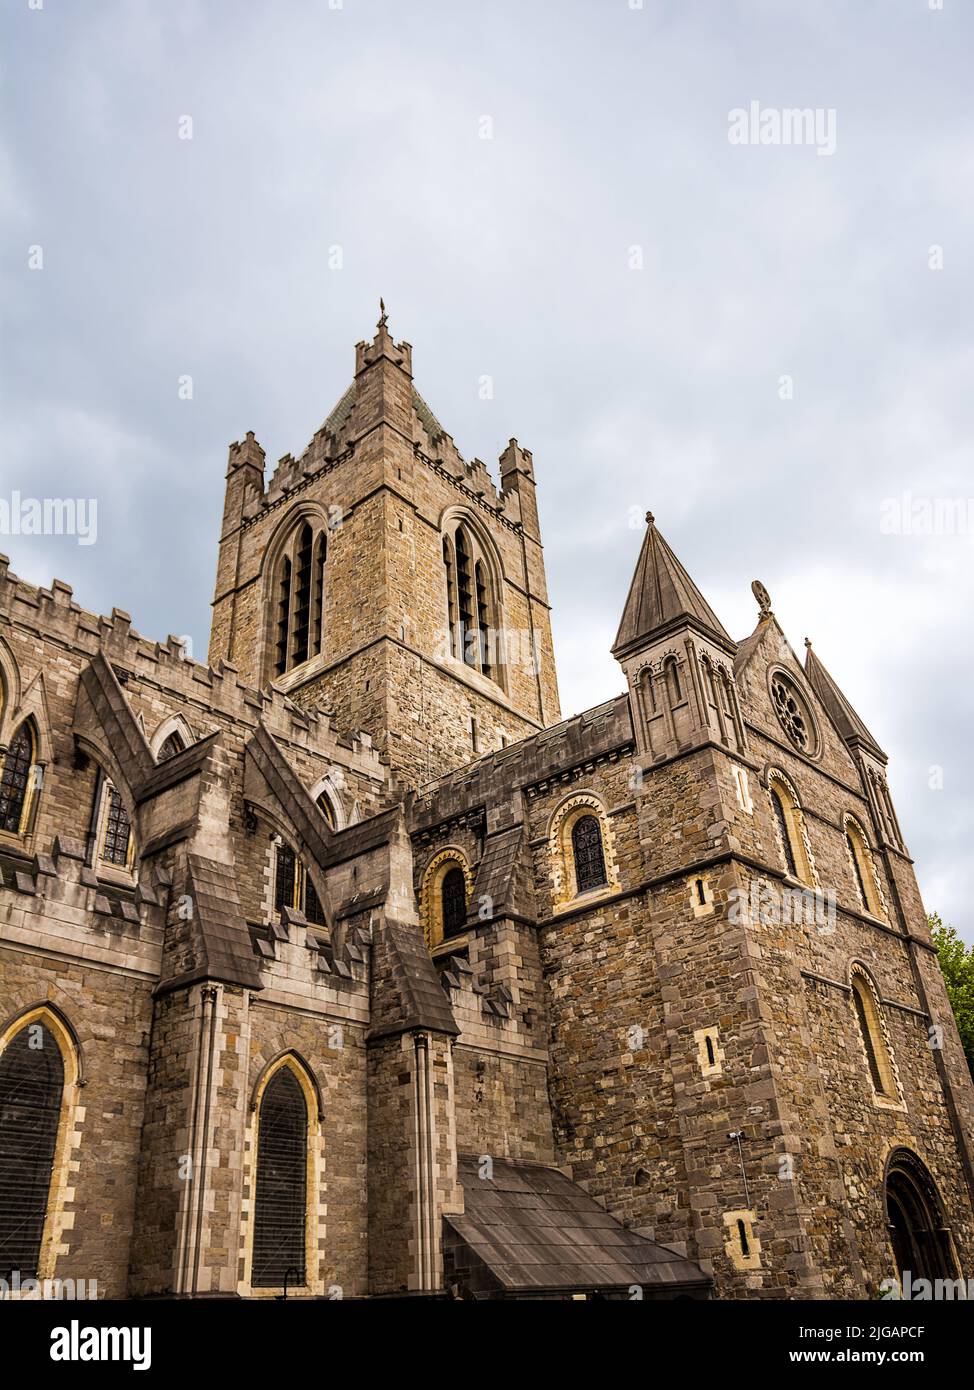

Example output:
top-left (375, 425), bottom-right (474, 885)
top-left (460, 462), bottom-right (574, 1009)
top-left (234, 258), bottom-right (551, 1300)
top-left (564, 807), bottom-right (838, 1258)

top-left (0, 555), bottom-right (384, 779)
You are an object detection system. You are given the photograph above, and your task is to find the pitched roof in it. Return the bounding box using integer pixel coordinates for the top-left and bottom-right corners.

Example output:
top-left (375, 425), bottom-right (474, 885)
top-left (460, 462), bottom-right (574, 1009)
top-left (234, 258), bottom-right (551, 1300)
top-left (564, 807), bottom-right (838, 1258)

top-left (804, 642), bottom-right (886, 760)
top-left (612, 514), bottom-right (734, 658)
top-left (445, 1156), bottom-right (711, 1297)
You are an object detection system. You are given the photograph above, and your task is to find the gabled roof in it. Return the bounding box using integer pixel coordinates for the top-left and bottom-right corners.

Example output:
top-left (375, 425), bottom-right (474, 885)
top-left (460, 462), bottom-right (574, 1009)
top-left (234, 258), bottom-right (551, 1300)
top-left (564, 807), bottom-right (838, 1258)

top-left (612, 513), bottom-right (734, 658)
top-left (804, 641), bottom-right (886, 761)
top-left (445, 1156), bottom-right (711, 1297)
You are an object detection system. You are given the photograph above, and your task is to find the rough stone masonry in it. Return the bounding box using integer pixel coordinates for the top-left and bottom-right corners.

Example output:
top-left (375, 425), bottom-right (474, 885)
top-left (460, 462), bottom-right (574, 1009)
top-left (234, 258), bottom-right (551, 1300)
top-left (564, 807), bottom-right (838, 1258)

top-left (0, 311), bottom-right (971, 1300)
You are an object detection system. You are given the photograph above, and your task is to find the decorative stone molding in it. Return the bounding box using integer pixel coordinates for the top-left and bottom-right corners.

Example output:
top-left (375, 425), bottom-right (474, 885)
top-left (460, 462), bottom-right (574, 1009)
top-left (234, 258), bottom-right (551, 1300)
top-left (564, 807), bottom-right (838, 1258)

top-left (547, 791), bottom-right (620, 915)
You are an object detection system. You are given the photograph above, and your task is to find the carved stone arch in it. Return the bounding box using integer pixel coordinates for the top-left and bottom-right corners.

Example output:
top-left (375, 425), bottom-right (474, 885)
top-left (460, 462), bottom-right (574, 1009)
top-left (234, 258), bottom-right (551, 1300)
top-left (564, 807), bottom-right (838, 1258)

top-left (848, 960), bottom-right (905, 1110)
top-left (438, 504), bottom-right (507, 686)
top-left (258, 501), bottom-right (334, 684)
top-left (249, 1048), bottom-right (324, 1124)
top-left (765, 766), bottom-right (817, 886)
top-left (547, 789), bottom-right (620, 913)
top-left (0, 999), bottom-right (85, 1088)
top-left (307, 773), bottom-right (347, 831)
top-left (16, 672), bottom-right (54, 767)
top-left (842, 811), bottom-right (887, 919)
top-left (0, 1000), bottom-right (86, 1280)
top-left (0, 635), bottom-right (23, 746)
top-left (419, 846), bottom-right (474, 949)
top-left (73, 733), bottom-right (139, 824)
top-left (149, 713), bottom-right (195, 759)
top-left (882, 1145), bottom-right (960, 1285)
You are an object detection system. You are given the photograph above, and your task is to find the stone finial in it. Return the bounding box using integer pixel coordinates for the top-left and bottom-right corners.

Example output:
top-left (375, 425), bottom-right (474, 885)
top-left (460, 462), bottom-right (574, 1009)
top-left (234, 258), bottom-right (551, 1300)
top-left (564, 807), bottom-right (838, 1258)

top-left (751, 579), bottom-right (773, 618)
top-left (645, 511), bottom-right (655, 526)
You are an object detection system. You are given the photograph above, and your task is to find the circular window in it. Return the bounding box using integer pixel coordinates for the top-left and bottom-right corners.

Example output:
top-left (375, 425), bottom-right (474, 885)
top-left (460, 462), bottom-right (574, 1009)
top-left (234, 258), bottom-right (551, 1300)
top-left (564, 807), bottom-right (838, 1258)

top-left (769, 672), bottom-right (816, 754)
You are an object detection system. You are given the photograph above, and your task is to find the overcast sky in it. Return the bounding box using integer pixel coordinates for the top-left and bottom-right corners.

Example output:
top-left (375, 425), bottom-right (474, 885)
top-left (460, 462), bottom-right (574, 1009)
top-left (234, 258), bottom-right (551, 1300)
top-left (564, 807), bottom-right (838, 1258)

top-left (2, 0), bottom-right (972, 940)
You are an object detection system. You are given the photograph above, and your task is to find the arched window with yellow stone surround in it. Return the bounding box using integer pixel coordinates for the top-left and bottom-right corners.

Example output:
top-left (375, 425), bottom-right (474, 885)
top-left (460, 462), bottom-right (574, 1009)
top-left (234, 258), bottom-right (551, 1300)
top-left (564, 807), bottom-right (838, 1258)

top-left (548, 792), bottom-right (620, 913)
top-left (0, 1006), bottom-right (81, 1281)
top-left (248, 1053), bottom-right (320, 1293)
top-left (849, 965), bottom-right (901, 1106)
top-left (419, 849), bottom-right (473, 949)
top-left (766, 770), bottom-right (815, 886)
top-left (844, 815), bottom-right (884, 919)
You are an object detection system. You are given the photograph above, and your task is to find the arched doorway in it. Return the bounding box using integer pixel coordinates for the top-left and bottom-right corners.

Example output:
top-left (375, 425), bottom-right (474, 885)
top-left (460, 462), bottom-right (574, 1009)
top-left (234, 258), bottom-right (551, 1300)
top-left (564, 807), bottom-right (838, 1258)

top-left (884, 1148), bottom-right (957, 1286)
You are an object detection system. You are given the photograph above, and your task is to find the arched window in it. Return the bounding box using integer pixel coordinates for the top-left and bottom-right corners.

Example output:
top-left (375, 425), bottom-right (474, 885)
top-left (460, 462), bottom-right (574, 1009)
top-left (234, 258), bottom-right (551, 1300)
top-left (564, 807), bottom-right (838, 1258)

top-left (419, 850), bottom-right (472, 949)
top-left (769, 785), bottom-right (798, 878)
top-left (252, 1066), bottom-right (308, 1289)
top-left (157, 732), bottom-right (184, 761)
top-left (885, 1150), bottom-right (957, 1287)
top-left (850, 967), bottom-right (898, 1103)
top-left (767, 773), bottom-right (813, 885)
top-left (269, 517), bottom-right (329, 680)
top-left (316, 791), bottom-right (336, 830)
top-left (548, 795), bottom-right (619, 912)
top-left (441, 866), bottom-right (468, 937)
top-left (94, 778), bottom-right (134, 870)
top-left (0, 1019), bottom-right (65, 1279)
top-left (572, 815), bottom-right (607, 893)
top-left (441, 518), bottom-right (502, 685)
top-left (273, 839), bottom-right (326, 926)
top-left (664, 656), bottom-right (682, 703)
top-left (845, 817), bottom-right (883, 918)
top-left (0, 720), bottom-right (35, 835)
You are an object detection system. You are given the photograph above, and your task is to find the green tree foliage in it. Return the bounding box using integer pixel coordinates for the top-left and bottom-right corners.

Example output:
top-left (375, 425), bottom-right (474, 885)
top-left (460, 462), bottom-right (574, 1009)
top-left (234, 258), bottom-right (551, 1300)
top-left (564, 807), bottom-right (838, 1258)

top-left (930, 913), bottom-right (974, 1080)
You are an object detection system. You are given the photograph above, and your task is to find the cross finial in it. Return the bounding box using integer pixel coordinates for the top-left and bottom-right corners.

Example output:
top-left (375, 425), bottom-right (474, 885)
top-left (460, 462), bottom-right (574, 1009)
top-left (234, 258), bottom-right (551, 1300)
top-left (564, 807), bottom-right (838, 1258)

top-left (751, 579), bottom-right (773, 618)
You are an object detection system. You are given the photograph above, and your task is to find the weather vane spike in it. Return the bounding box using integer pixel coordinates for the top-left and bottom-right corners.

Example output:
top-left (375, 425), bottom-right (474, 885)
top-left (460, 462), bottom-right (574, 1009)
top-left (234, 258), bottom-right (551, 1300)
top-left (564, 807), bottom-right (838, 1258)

top-left (378, 297), bottom-right (387, 328)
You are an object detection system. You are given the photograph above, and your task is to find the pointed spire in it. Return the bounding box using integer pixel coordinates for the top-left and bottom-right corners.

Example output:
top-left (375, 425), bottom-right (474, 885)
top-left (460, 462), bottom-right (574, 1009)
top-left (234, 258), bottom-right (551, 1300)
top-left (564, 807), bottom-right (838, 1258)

top-left (612, 513), bottom-right (734, 658)
top-left (804, 641), bottom-right (886, 760)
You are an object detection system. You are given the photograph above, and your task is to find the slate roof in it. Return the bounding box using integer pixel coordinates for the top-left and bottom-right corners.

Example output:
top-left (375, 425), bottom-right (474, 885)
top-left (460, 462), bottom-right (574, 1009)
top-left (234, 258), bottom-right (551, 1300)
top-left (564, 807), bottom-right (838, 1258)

top-left (612, 515), bottom-right (734, 658)
top-left (804, 642), bottom-right (886, 760)
top-left (445, 1156), bottom-right (711, 1296)
top-left (183, 854), bottom-right (263, 991)
top-left (368, 916), bottom-right (459, 1040)
top-left (468, 825), bottom-right (532, 923)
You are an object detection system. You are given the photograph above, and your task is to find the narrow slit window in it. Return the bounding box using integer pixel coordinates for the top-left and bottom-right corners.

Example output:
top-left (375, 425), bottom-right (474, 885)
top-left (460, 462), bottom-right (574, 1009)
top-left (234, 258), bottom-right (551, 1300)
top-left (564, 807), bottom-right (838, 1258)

top-left (770, 786), bottom-right (798, 878)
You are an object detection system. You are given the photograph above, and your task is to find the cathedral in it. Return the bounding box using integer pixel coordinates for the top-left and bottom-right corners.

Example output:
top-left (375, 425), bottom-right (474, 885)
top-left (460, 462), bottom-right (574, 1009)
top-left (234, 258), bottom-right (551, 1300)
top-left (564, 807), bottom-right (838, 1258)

top-left (1, 311), bottom-right (972, 1300)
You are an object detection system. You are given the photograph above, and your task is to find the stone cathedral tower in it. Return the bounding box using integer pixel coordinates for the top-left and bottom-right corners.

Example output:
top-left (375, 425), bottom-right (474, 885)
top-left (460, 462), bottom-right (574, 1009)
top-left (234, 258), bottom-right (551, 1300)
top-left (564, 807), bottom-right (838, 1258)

top-left (1, 310), bottom-right (973, 1301)
top-left (208, 308), bottom-right (560, 787)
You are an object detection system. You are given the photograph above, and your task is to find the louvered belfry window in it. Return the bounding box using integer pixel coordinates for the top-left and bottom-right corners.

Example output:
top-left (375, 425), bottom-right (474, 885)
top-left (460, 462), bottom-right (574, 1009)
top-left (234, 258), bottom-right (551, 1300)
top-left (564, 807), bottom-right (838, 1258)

top-left (252, 1067), bottom-right (307, 1288)
top-left (572, 815), bottom-right (607, 893)
top-left (0, 1021), bottom-right (65, 1279)
top-left (441, 866), bottom-right (467, 937)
